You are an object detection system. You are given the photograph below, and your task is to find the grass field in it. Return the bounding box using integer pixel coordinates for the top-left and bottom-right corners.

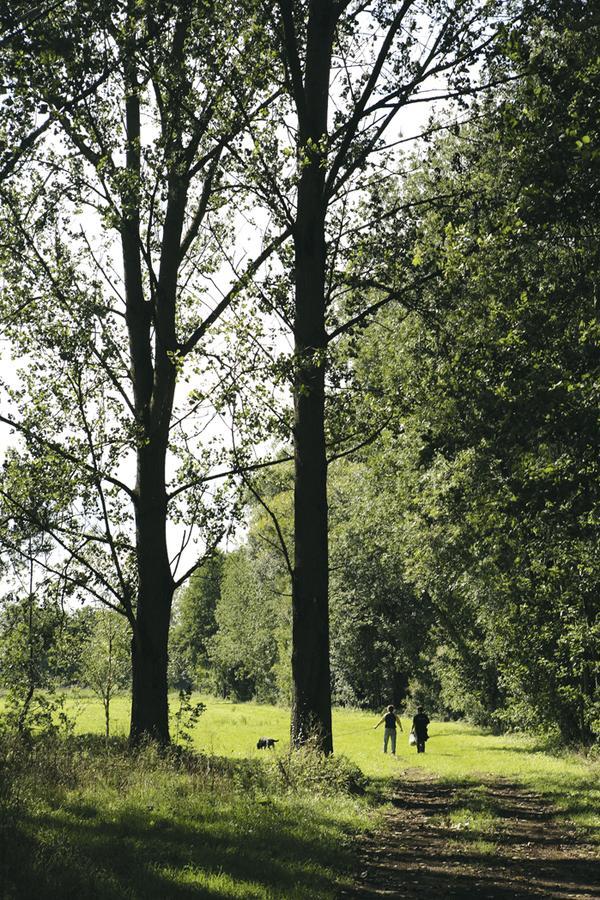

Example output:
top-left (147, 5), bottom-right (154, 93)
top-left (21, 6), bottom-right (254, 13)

top-left (1, 692), bottom-right (599, 898)
top-left (67, 690), bottom-right (600, 831)
top-left (62, 690), bottom-right (600, 843)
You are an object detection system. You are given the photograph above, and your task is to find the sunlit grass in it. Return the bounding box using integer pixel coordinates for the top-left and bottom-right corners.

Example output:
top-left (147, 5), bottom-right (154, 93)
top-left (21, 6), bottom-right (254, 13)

top-left (339, 711), bottom-right (600, 842)
top-left (31, 690), bottom-right (600, 836)
top-left (58, 690), bottom-right (600, 840)
top-left (2, 691), bottom-right (599, 898)
top-left (0, 694), bottom-right (381, 899)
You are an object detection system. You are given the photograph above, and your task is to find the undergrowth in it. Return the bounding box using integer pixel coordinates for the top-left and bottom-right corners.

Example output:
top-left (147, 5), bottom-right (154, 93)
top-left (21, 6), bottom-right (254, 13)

top-left (2, 696), bottom-right (599, 898)
top-left (0, 729), bottom-right (374, 899)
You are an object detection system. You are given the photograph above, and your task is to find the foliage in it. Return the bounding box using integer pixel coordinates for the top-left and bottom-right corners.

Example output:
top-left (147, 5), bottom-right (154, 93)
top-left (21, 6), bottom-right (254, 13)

top-left (267, 736), bottom-right (367, 797)
top-left (348, 10), bottom-right (600, 741)
top-left (207, 459), bottom-right (427, 710)
top-left (81, 607), bottom-right (130, 737)
top-left (328, 460), bottom-right (432, 709)
top-left (0, 0), bottom-right (598, 754)
top-left (169, 552), bottom-right (223, 691)
top-left (208, 547), bottom-right (286, 703)
top-left (170, 686), bottom-right (206, 747)
top-left (0, 565), bottom-right (92, 733)
top-left (221, 0), bottom-right (521, 752)
top-left (0, 0), bottom-right (280, 742)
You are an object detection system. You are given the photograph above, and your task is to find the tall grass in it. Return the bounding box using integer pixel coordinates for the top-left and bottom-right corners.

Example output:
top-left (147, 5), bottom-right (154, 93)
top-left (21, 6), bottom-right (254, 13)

top-left (0, 727), bottom-right (374, 899)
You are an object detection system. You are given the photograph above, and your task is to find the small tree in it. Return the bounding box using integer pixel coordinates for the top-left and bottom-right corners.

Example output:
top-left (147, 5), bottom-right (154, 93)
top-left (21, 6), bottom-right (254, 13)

top-left (82, 608), bottom-right (131, 738)
top-left (0, 528), bottom-right (73, 734)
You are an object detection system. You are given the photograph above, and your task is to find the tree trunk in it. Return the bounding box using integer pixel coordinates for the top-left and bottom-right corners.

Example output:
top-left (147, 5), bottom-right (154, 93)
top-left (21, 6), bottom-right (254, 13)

top-left (129, 437), bottom-right (175, 745)
top-left (121, 33), bottom-right (178, 742)
top-left (290, 2), bottom-right (335, 754)
top-left (291, 316), bottom-right (332, 752)
top-left (17, 684), bottom-right (35, 734)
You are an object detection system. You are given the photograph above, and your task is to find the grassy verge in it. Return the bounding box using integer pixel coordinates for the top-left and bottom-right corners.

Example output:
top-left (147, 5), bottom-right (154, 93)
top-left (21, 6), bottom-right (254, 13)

top-left (0, 729), bottom-right (376, 899)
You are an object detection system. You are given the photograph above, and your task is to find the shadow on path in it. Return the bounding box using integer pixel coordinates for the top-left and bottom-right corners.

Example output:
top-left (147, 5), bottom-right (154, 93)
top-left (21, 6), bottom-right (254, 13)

top-left (339, 771), bottom-right (599, 899)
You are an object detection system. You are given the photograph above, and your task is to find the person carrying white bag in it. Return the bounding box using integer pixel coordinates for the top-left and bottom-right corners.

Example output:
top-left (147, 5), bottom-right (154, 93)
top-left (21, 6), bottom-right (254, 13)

top-left (410, 706), bottom-right (430, 753)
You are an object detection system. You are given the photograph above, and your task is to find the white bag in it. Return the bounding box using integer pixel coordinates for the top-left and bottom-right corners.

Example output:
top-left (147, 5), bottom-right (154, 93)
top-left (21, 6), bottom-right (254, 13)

top-left (409, 731), bottom-right (417, 746)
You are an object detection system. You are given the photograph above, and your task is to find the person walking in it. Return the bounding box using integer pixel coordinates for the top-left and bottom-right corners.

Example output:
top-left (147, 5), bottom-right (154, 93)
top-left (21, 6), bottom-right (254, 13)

top-left (374, 705), bottom-right (403, 754)
top-left (411, 706), bottom-right (430, 753)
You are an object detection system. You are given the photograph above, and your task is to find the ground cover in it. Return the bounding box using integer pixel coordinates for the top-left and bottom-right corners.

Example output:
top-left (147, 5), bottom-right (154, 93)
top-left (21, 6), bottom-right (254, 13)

top-left (0, 731), bottom-right (376, 899)
top-left (0, 694), bottom-right (387, 899)
top-left (64, 692), bottom-right (600, 839)
top-left (1, 694), bottom-right (598, 898)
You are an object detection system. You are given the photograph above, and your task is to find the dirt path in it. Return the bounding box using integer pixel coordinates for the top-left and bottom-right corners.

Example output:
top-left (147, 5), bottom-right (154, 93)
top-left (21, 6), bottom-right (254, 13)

top-left (340, 770), bottom-right (599, 899)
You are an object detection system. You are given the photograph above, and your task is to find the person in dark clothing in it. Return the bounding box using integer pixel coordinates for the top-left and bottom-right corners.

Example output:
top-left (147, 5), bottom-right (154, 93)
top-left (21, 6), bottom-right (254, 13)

top-left (374, 704), bottom-right (403, 754)
top-left (411, 706), bottom-right (430, 753)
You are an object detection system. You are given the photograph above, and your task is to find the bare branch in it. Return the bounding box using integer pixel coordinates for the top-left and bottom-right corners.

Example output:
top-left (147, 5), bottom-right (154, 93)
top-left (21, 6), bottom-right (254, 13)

top-left (274, 0), bottom-right (307, 120)
top-left (327, 271), bottom-right (437, 342)
top-left (173, 529), bottom-right (225, 589)
top-left (179, 226), bottom-right (292, 355)
top-left (325, 0), bottom-right (415, 193)
top-left (72, 370), bottom-right (132, 607)
top-left (230, 404), bottom-right (293, 579)
top-left (168, 450), bottom-right (294, 501)
top-left (0, 519), bottom-right (126, 613)
top-left (179, 150), bottom-right (222, 262)
top-left (327, 415), bottom-right (393, 465)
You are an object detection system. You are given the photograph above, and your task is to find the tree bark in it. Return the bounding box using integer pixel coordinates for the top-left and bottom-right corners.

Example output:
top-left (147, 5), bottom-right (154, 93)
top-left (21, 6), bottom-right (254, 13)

top-left (130, 437), bottom-right (175, 744)
top-left (290, 1), bottom-right (336, 754)
top-left (291, 247), bottom-right (332, 748)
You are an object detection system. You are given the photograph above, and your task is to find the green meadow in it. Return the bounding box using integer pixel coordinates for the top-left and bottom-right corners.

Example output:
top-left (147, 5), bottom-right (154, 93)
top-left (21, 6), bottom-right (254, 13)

top-left (68, 690), bottom-right (600, 825)
top-left (1, 692), bottom-right (598, 899)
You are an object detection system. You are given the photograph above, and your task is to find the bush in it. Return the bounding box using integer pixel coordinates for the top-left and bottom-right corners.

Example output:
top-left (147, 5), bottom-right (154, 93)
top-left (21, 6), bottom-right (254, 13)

top-left (265, 737), bottom-right (367, 796)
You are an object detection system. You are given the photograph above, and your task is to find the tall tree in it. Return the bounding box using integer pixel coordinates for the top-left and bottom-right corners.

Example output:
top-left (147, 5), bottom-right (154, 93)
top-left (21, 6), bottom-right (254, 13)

top-left (0, 0), bottom-right (283, 743)
top-left (245, 0), bottom-right (520, 750)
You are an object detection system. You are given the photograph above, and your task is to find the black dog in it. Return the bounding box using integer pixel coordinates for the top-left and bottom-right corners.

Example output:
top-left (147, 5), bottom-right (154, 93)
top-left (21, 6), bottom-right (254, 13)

top-left (256, 737), bottom-right (279, 749)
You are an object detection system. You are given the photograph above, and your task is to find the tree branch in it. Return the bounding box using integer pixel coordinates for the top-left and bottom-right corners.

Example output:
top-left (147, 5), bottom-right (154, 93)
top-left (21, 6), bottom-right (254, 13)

top-left (275, 0), bottom-right (307, 121)
top-left (327, 415), bottom-right (393, 465)
top-left (229, 405), bottom-right (293, 580)
top-left (173, 529), bottom-right (225, 589)
top-left (325, 0), bottom-right (415, 193)
top-left (0, 414), bottom-right (136, 501)
top-left (168, 453), bottom-right (294, 502)
top-left (179, 226), bottom-right (292, 355)
top-left (327, 271), bottom-right (437, 342)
